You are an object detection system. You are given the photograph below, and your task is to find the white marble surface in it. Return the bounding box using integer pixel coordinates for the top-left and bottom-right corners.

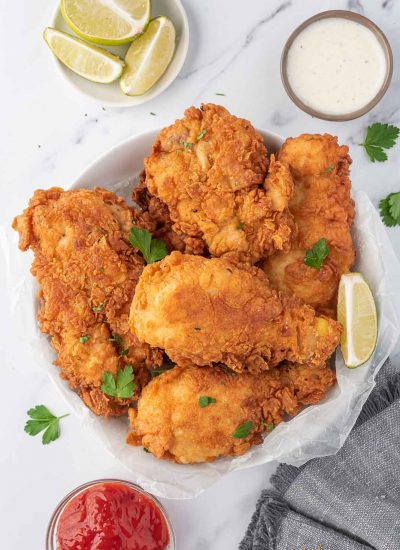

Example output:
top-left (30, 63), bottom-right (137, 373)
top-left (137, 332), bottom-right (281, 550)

top-left (1, 0), bottom-right (400, 548)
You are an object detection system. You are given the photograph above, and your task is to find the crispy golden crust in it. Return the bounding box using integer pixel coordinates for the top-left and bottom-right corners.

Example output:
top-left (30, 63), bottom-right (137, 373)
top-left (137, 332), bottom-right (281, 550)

top-left (139, 103), bottom-right (295, 264)
top-left (130, 252), bottom-right (340, 373)
top-left (12, 187), bottom-right (161, 416)
top-left (126, 362), bottom-right (336, 464)
top-left (263, 134), bottom-right (355, 315)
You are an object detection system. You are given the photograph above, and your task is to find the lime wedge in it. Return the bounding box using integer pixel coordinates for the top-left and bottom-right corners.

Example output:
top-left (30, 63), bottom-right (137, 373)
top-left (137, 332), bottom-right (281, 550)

top-left (120, 17), bottom-right (176, 96)
top-left (61, 0), bottom-right (151, 45)
top-left (43, 28), bottom-right (124, 83)
top-left (337, 273), bottom-right (378, 368)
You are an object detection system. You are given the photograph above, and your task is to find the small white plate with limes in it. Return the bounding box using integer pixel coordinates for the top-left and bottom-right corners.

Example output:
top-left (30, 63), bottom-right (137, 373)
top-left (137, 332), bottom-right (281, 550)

top-left (46, 0), bottom-right (189, 107)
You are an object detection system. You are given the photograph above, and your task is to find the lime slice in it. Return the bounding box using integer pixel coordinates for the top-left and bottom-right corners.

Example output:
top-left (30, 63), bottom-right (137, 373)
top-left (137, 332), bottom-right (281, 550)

top-left (61, 0), bottom-right (151, 45)
top-left (120, 17), bottom-right (176, 96)
top-left (337, 273), bottom-right (378, 368)
top-left (43, 28), bottom-right (124, 83)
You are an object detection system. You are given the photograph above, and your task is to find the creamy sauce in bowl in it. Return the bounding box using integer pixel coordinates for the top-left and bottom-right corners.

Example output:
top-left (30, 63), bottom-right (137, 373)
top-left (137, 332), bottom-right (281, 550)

top-left (284, 16), bottom-right (390, 118)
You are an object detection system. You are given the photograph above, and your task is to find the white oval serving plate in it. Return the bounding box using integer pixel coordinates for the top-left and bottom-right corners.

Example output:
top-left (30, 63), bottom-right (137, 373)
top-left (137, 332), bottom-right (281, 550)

top-left (49, 0), bottom-right (189, 107)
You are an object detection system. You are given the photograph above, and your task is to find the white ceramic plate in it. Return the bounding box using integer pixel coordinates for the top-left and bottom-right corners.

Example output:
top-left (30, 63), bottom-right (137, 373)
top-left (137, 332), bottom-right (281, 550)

top-left (50, 0), bottom-right (189, 107)
top-left (73, 128), bottom-right (284, 191)
top-left (11, 128), bottom-right (399, 498)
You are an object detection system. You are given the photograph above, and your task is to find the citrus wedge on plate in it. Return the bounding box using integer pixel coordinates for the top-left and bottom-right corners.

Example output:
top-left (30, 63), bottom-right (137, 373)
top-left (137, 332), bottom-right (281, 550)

top-left (43, 28), bottom-right (124, 83)
top-left (337, 273), bottom-right (378, 368)
top-left (61, 0), bottom-right (151, 45)
top-left (120, 16), bottom-right (176, 96)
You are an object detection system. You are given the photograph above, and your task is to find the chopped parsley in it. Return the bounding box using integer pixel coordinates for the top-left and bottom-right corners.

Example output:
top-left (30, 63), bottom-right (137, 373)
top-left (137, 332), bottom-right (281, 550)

top-left (304, 238), bottom-right (329, 269)
top-left (237, 222), bottom-right (244, 230)
top-left (196, 129), bottom-right (207, 140)
top-left (79, 335), bottom-right (90, 344)
top-left (199, 396), bottom-right (217, 408)
top-left (232, 420), bottom-right (253, 439)
top-left (92, 305), bottom-right (104, 312)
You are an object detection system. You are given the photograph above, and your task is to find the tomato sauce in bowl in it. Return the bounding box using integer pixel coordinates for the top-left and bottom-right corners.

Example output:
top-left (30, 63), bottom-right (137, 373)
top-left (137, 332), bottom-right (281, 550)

top-left (47, 480), bottom-right (174, 550)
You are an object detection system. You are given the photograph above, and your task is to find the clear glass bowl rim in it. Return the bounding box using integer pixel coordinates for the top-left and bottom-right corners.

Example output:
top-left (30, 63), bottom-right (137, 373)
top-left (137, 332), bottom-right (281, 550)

top-left (46, 478), bottom-right (176, 550)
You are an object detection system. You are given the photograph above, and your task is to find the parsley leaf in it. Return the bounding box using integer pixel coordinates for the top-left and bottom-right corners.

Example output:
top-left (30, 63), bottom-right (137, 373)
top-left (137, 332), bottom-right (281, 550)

top-left (101, 365), bottom-right (136, 398)
top-left (197, 129), bottom-right (207, 140)
top-left (129, 227), bottom-right (168, 264)
top-left (379, 192), bottom-right (400, 227)
top-left (109, 333), bottom-right (124, 346)
top-left (361, 123), bottom-right (400, 162)
top-left (120, 348), bottom-right (129, 357)
top-left (389, 192), bottom-right (400, 221)
top-left (180, 140), bottom-right (194, 149)
top-left (24, 405), bottom-right (69, 445)
top-left (232, 420), bottom-right (253, 439)
top-left (92, 305), bottom-right (104, 312)
top-left (199, 395), bottom-right (217, 408)
top-left (304, 238), bottom-right (330, 269)
top-left (320, 166), bottom-right (334, 175)
top-left (237, 222), bottom-right (244, 230)
top-left (151, 364), bottom-right (175, 378)
top-left (148, 238), bottom-right (169, 263)
top-left (79, 335), bottom-right (90, 344)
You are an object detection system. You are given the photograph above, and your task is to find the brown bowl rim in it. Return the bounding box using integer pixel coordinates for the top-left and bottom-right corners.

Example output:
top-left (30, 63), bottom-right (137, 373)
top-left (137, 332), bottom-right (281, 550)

top-left (281, 10), bottom-right (393, 121)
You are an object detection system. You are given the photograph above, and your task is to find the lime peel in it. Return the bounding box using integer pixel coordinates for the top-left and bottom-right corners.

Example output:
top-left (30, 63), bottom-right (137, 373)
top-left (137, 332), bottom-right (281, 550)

top-left (61, 0), bottom-right (151, 45)
top-left (338, 272), bottom-right (378, 368)
top-left (120, 16), bottom-right (176, 96)
top-left (43, 27), bottom-right (125, 84)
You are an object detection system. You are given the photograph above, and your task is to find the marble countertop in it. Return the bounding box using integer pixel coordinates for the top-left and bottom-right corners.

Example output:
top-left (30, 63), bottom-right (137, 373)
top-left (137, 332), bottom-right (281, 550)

top-left (1, 0), bottom-right (399, 548)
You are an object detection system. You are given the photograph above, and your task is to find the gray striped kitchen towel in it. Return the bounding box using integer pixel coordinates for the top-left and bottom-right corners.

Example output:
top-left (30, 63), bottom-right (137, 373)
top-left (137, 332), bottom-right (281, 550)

top-left (240, 360), bottom-right (400, 550)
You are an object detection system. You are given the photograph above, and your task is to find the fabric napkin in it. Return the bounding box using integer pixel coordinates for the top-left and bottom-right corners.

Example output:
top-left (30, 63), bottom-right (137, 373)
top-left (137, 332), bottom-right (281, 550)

top-left (240, 360), bottom-right (400, 550)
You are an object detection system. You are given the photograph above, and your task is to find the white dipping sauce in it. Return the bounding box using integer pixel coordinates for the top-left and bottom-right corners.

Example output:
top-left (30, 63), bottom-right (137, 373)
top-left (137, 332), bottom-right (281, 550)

top-left (286, 17), bottom-right (387, 115)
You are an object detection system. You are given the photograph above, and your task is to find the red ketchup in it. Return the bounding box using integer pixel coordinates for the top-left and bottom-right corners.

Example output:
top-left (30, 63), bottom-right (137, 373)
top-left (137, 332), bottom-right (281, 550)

top-left (57, 482), bottom-right (170, 550)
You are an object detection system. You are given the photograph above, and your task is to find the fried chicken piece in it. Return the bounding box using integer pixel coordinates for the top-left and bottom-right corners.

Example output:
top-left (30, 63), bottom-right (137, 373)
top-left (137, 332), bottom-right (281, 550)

top-left (130, 252), bottom-right (341, 373)
top-left (126, 362), bottom-right (336, 464)
top-left (263, 134), bottom-right (355, 316)
top-left (13, 187), bottom-right (162, 416)
top-left (139, 103), bottom-right (295, 264)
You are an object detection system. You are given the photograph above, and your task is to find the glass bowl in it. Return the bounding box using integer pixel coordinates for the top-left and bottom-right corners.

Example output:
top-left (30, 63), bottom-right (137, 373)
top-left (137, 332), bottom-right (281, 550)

top-left (46, 478), bottom-right (176, 549)
top-left (281, 10), bottom-right (393, 121)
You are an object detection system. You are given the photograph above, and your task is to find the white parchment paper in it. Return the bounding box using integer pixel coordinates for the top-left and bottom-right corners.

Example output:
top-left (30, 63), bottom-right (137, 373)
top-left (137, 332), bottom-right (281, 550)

top-left (3, 190), bottom-right (400, 499)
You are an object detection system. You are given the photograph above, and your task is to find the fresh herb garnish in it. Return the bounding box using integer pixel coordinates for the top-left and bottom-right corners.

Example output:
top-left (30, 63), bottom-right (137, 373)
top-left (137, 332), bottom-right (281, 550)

top-left (379, 192), bottom-right (400, 227)
top-left (120, 348), bottom-right (129, 357)
top-left (101, 365), bottom-right (136, 398)
top-left (151, 364), bottom-right (175, 378)
top-left (304, 238), bottom-right (329, 269)
top-left (143, 447), bottom-right (150, 453)
top-left (215, 93), bottom-right (226, 96)
top-left (199, 396), bottom-right (217, 408)
top-left (109, 333), bottom-right (124, 346)
top-left (180, 140), bottom-right (194, 149)
top-left (92, 305), bottom-right (104, 312)
top-left (25, 405), bottom-right (69, 445)
top-left (320, 166), bottom-right (334, 175)
top-left (100, 266), bottom-right (105, 273)
top-left (261, 420), bottom-right (274, 432)
top-left (197, 129), bottom-right (207, 140)
top-left (128, 227), bottom-right (168, 264)
top-left (79, 335), bottom-right (90, 344)
top-left (150, 112), bottom-right (156, 116)
top-left (237, 222), bottom-right (244, 230)
top-left (232, 421), bottom-right (253, 439)
top-left (360, 122), bottom-right (400, 162)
